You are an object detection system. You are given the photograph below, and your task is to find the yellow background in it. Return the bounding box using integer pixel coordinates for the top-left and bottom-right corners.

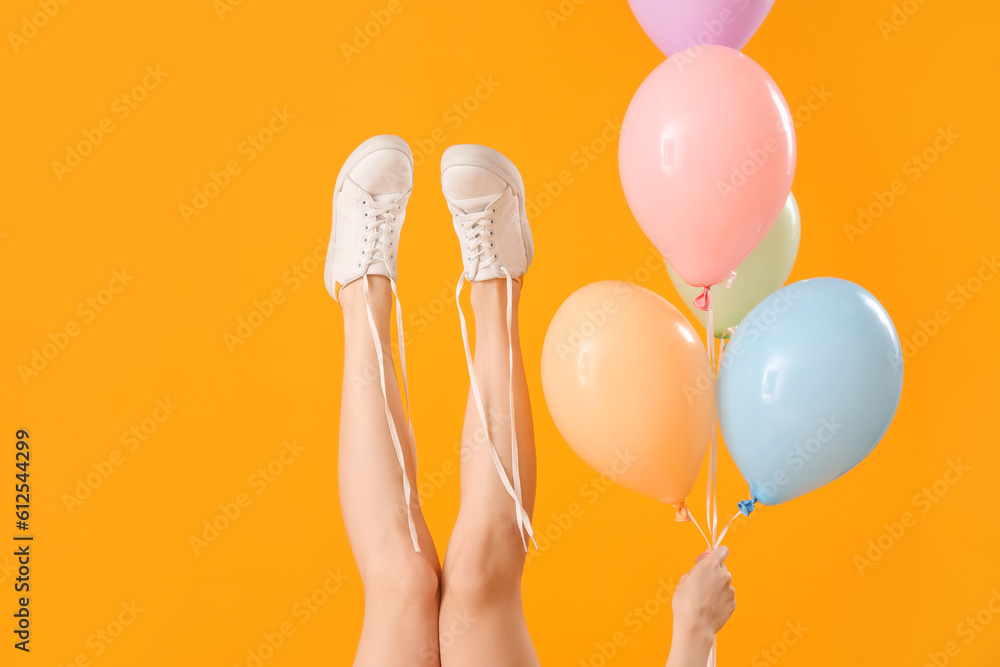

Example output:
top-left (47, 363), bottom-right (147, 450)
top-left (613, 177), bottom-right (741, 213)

top-left (4, 0), bottom-right (999, 665)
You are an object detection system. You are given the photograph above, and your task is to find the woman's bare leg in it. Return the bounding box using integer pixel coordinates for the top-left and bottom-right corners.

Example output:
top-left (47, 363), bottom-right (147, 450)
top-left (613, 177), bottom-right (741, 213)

top-left (439, 279), bottom-right (540, 666)
top-left (339, 276), bottom-right (442, 667)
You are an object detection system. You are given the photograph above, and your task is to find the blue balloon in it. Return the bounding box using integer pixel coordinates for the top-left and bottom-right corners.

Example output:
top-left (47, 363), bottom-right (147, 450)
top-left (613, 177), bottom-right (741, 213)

top-left (717, 278), bottom-right (903, 513)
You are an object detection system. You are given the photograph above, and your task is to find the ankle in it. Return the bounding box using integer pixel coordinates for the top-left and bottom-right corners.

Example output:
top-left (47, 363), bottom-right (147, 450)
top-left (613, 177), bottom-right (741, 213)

top-left (340, 275), bottom-right (392, 320)
top-left (470, 278), bottom-right (521, 317)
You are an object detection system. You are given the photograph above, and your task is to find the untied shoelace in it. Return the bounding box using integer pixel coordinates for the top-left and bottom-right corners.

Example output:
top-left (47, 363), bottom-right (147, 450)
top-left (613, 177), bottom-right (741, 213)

top-left (355, 195), bottom-right (422, 553)
top-left (452, 190), bottom-right (537, 551)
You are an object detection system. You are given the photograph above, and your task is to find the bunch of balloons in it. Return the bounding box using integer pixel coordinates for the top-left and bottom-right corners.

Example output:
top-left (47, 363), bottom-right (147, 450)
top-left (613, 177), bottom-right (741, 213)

top-left (542, 2), bottom-right (904, 544)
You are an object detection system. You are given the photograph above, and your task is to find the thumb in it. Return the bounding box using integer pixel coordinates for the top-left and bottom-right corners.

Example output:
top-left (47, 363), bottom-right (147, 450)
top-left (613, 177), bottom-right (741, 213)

top-left (709, 545), bottom-right (730, 566)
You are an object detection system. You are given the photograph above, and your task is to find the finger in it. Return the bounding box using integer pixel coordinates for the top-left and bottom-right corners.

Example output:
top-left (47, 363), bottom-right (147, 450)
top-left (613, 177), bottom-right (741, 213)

top-left (710, 545), bottom-right (730, 565)
top-left (695, 550), bottom-right (710, 564)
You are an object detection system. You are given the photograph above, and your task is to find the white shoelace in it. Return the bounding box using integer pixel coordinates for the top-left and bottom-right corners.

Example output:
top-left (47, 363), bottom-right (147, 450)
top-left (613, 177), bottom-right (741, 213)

top-left (453, 204), bottom-right (537, 551)
top-left (357, 197), bottom-right (421, 553)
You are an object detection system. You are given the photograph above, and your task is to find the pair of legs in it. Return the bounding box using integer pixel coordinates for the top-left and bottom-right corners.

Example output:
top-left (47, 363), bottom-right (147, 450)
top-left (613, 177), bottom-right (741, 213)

top-left (338, 275), bottom-right (540, 666)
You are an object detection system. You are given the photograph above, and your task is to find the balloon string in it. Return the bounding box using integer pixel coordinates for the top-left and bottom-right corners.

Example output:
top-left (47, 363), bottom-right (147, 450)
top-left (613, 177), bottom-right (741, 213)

top-left (705, 289), bottom-right (716, 546)
top-left (713, 511), bottom-right (742, 548)
top-left (705, 288), bottom-right (719, 667)
top-left (684, 504), bottom-right (742, 550)
top-left (680, 503), bottom-right (713, 549)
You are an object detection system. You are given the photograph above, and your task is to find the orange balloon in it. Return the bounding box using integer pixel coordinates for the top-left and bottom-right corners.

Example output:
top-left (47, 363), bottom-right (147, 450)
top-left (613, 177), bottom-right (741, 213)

top-left (541, 281), bottom-right (715, 504)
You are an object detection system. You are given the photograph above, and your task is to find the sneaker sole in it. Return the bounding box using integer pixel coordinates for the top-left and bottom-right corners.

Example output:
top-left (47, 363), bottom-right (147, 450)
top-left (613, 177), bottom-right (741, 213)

top-left (326, 134), bottom-right (413, 299)
top-left (440, 144), bottom-right (534, 271)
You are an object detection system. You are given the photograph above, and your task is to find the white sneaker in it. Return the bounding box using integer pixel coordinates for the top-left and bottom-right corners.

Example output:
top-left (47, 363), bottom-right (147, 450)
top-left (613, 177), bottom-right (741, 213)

top-left (326, 135), bottom-right (421, 553)
top-left (441, 144), bottom-right (534, 282)
top-left (325, 134), bottom-right (412, 299)
top-left (441, 144), bottom-right (537, 551)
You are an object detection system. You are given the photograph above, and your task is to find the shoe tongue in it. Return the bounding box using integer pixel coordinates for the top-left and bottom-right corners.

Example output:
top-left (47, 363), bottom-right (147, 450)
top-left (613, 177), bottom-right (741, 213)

top-left (365, 262), bottom-right (390, 278)
top-left (372, 193), bottom-right (398, 204)
top-left (451, 193), bottom-right (497, 214)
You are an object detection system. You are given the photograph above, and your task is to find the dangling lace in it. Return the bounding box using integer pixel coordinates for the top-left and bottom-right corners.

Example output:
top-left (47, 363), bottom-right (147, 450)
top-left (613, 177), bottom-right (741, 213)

top-left (355, 197), bottom-right (421, 553)
top-left (453, 204), bottom-right (536, 551)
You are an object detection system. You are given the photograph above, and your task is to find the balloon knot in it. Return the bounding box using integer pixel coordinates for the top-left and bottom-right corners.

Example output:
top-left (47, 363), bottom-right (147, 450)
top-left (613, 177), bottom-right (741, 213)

top-left (737, 497), bottom-right (756, 516)
top-left (693, 287), bottom-right (711, 311)
top-left (674, 503), bottom-right (692, 523)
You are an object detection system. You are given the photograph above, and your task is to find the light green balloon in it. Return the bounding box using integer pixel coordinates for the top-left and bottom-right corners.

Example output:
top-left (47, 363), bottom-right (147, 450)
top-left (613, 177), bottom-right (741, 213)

top-left (668, 192), bottom-right (801, 338)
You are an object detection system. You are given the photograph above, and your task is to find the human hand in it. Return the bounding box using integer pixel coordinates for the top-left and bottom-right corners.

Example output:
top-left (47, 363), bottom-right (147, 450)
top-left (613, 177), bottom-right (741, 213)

top-left (672, 546), bottom-right (736, 639)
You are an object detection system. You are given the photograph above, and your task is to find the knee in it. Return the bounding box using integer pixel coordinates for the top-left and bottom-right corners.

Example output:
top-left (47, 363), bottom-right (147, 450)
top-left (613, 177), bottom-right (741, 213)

top-left (443, 528), bottom-right (523, 608)
top-left (362, 554), bottom-right (440, 609)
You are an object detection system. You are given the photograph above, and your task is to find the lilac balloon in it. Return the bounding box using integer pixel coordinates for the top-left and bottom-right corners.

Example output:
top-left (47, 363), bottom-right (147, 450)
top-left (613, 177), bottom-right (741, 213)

top-left (627, 0), bottom-right (775, 57)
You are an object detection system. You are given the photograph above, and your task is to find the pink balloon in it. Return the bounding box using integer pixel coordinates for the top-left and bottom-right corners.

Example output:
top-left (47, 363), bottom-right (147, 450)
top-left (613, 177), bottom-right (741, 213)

top-left (627, 0), bottom-right (776, 57)
top-left (618, 45), bottom-right (795, 289)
